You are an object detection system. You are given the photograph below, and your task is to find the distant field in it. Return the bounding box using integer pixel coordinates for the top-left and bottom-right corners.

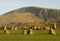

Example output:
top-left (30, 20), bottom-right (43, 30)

top-left (0, 29), bottom-right (60, 41)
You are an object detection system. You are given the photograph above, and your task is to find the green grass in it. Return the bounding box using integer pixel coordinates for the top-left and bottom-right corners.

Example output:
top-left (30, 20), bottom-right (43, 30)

top-left (0, 30), bottom-right (60, 41)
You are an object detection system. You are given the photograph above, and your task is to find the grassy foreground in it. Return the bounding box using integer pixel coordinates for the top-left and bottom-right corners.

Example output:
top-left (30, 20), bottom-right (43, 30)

top-left (0, 30), bottom-right (60, 41)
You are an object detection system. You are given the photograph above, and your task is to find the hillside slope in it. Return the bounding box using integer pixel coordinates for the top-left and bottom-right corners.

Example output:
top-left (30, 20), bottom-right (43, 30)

top-left (0, 12), bottom-right (43, 25)
top-left (0, 6), bottom-right (60, 25)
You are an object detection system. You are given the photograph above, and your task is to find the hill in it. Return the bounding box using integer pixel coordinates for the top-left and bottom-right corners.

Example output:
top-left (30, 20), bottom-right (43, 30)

top-left (0, 6), bottom-right (60, 25)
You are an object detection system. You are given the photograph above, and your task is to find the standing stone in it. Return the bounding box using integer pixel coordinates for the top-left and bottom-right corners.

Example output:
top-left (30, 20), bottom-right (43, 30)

top-left (11, 26), bottom-right (14, 30)
top-left (4, 25), bottom-right (7, 30)
top-left (22, 26), bottom-right (27, 35)
top-left (28, 27), bottom-right (33, 35)
top-left (14, 27), bottom-right (17, 30)
top-left (51, 28), bottom-right (56, 35)
top-left (49, 26), bottom-right (56, 35)
top-left (24, 30), bottom-right (27, 35)
top-left (30, 29), bottom-right (33, 34)
top-left (46, 27), bottom-right (50, 30)
top-left (34, 26), bottom-right (37, 30)
top-left (5, 30), bottom-right (10, 34)
top-left (54, 23), bottom-right (56, 29)
top-left (51, 23), bottom-right (56, 35)
top-left (4, 25), bottom-right (10, 34)
top-left (38, 26), bottom-right (41, 30)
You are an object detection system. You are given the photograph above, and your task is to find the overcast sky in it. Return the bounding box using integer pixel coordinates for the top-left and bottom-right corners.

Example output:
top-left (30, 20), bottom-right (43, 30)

top-left (0, 0), bottom-right (60, 15)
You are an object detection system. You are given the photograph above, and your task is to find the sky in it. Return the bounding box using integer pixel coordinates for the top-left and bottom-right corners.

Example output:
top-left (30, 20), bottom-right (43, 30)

top-left (0, 0), bottom-right (60, 15)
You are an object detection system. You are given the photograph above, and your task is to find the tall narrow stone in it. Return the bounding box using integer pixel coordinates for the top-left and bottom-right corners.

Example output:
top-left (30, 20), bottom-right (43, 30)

top-left (4, 25), bottom-right (10, 34)
top-left (28, 27), bottom-right (33, 35)
top-left (30, 29), bottom-right (33, 34)
top-left (54, 23), bottom-right (56, 29)
top-left (11, 26), bottom-right (14, 30)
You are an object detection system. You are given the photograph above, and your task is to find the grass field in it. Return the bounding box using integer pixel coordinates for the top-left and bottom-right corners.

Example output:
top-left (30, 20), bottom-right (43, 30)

top-left (0, 29), bottom-right (60, 41)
